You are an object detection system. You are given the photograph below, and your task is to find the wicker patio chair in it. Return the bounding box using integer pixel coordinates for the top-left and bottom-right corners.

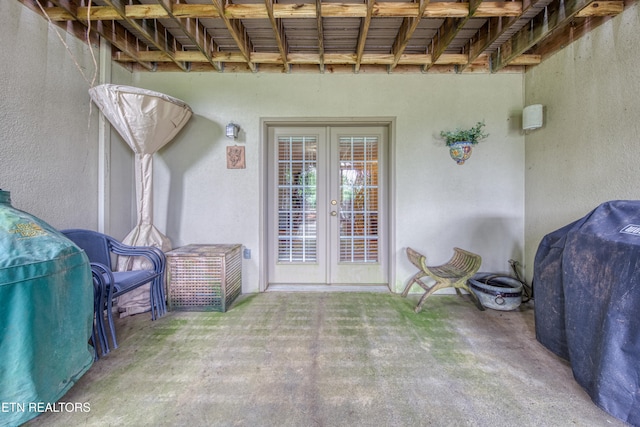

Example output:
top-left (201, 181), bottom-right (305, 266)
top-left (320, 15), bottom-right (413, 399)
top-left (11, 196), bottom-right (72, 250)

top-left (401, 247), bottom-right (484, 312)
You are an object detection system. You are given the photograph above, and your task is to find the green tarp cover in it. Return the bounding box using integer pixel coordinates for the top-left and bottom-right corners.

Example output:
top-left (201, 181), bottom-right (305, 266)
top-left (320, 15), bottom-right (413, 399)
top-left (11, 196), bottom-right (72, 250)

top-left (0, 191), bottom-right (93, 427)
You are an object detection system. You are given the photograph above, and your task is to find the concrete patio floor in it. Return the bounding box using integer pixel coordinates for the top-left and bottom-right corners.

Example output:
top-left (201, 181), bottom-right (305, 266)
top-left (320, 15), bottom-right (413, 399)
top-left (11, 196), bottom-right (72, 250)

top-left (27, 292), bottom-right (627, 426)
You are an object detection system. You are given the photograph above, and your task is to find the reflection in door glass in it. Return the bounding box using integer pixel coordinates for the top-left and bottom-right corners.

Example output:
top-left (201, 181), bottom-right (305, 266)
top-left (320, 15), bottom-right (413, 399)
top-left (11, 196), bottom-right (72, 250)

top-left (277, 136), bottom-right (317, 262)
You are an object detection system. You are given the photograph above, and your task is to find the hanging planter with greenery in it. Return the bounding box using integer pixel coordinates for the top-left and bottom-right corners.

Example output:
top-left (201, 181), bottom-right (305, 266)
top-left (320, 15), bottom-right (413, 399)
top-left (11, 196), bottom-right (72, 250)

top-left (440, 121), bottom-right (489, 165)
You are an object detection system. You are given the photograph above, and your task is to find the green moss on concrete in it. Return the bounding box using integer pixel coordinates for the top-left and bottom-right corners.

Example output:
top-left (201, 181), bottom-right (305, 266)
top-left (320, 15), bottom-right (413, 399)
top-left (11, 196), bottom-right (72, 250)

top-left (27, 292), bottom-right (620, 427)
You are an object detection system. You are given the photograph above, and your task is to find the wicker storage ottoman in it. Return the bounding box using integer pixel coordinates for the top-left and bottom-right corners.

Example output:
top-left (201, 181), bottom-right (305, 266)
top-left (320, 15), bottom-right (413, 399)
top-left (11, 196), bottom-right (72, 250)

top-left (166, 244), bottom-right (242, 312)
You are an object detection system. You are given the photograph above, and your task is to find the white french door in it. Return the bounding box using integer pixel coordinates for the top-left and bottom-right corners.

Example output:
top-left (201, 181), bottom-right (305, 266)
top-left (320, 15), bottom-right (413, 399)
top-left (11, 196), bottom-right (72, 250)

top-left (267, 125), bottom-right (388, 286)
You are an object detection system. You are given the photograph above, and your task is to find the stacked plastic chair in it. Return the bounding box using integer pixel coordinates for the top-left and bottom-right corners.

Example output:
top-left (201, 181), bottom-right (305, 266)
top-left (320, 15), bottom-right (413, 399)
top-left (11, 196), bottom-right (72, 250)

top-left (62, 229), bottom-right (166, 354)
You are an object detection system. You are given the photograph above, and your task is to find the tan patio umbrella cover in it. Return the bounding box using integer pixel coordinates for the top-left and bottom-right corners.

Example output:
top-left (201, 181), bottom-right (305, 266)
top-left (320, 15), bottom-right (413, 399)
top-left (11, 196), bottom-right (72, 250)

top-left (89, 84), bottom-right (192, 316)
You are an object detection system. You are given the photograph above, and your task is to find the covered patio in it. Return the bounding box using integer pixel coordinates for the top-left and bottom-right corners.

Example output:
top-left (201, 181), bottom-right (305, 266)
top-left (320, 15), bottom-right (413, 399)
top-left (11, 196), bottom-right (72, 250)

top-left (3, 0), bottom-right (640, 425)
top-left (25, 292), bottom-right (625, 426)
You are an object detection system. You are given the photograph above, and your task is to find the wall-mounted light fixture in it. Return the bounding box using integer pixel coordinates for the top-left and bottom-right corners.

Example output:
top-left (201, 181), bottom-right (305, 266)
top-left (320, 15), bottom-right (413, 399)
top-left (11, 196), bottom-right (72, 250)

top-left (522, 104), bottom-right (544, 131)
top-left (226, 122), bottom-right (240, 139)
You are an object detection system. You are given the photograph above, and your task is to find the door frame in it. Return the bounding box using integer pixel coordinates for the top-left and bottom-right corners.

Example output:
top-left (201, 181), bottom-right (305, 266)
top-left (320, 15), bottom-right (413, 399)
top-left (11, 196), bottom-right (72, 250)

top-left (259, 117), bottom-right (397, 292)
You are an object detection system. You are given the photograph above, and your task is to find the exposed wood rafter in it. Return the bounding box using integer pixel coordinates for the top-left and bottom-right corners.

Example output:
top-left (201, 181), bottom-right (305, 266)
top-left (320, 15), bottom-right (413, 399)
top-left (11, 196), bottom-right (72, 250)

top-left (264, 0), bottom-right (289, 72)
top-left (45, 0), bottom-right (155, 71)
top-left (22, 0), bottom-right (630, 74)
top-left (153, 0), bottom-right (223, 72)
top-left (389, 0), bottom-right (431, 72)
top-left (317, 0), bottom-right (325, 72)
top-left (354, 0), bottom-right (375, 73)
top-left (460, 1), bottom-right (529, 72)
top-left (490, 0), bottom-right (619, 71)
top-left (212, 0), bottom-right (256, 72)
top-left (102, 0), bottom-right (189, 71)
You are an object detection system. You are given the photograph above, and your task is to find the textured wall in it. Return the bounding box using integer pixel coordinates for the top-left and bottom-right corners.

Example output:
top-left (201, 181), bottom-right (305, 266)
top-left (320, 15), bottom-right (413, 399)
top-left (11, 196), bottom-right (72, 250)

top-left (131, 72), bottom-right (525, 292)
top-left (0, 2), bottom-right (99, 229)
top-left (524, 3), bottom-right (640, 282)
top-left (2, 1), bottom-right (527, 294)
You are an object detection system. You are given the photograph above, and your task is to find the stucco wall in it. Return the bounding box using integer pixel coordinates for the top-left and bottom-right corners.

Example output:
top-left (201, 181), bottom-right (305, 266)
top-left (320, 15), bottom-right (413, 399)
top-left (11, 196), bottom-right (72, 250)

top-left (2, 1), bottom-right (526, 295)
top-left (524, 2), bottom-right (640, 283)
top-left (3, 0), bottom-right (638, 296)
top-left (0, 1), bottom-right (101, 229)
top-left (130, 72), bottom-right (525, 293)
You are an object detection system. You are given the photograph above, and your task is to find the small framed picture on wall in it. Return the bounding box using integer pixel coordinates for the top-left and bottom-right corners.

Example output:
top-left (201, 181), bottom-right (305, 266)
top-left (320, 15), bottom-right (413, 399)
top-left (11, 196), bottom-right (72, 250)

top-left (226, 146), bottom-right (245, 169)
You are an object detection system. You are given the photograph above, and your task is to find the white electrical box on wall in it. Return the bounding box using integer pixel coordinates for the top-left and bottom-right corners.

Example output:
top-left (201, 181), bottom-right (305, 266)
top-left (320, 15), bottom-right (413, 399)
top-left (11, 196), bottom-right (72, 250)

top-left (523, 104), bottom-right (544, 130)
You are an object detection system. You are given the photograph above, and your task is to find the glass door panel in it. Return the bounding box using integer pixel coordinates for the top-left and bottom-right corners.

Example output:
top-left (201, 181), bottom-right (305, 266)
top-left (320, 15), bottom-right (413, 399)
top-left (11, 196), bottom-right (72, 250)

top-left (277, 136), bottom-right (318, 263)
top-left (268, 125), bottom-right (387, 286)
top-left (268, 127), bottom-right (327, 284)
top-left (338, 135), bottom-right (379, 263)
top-left (329, 127), bottom-right (387, 285)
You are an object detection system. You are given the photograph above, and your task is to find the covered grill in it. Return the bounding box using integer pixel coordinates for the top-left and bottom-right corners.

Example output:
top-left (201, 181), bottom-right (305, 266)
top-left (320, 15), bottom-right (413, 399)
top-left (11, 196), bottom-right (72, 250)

top-left (0, 190), bottom-right (94, 427)
top-left (534, 200), bottom-right (640, 426)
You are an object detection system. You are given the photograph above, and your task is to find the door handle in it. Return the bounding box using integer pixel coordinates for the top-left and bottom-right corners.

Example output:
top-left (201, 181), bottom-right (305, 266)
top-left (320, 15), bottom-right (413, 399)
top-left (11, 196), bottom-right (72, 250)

top-left (331, 211), bottom-right (337, 216)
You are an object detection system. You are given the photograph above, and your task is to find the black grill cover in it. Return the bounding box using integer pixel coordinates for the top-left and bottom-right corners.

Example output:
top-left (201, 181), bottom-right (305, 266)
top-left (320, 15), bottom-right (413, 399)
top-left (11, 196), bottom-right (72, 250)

top-left (534, 200), bottom-right (640, 426)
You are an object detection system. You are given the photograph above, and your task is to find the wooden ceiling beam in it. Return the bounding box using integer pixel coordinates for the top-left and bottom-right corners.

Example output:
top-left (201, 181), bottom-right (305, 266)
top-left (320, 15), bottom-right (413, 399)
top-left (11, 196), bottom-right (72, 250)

top-left (507, 54), bottom-right (542, 65)
top-left (49, 2), bottom-right (524, 21)
top-left (28, 0), bottom-right (627, 75)
top-left (389, 0), bottom-right (431, 72)
top-left (472, 2), bottom-right (522, 17)
top-left (425, 0), bottom-right (482, 72)
top-left (154, 0), bottom-right (222, 72)
top-left (47, 0), bottom-right (156, 71)
top-left (115, 50), bottom-right (532, 68)
top-left (211, 0), bottom-right (256, 72)
top-left (461, 0), bottom-right (541, 72)
top-left (317, 0), bottom-right (325, 72)
top-left (78, 6), bottom-right (119, 20)
top-left (18, 1), bottom-right (94, 43)
top-left (354, 0), bottom-right (375, 73)
top-left (526, 1), bottom-right (623, 62)
top-left (126, 4), bottom-right (174, 20)
top-left (492, 0), bottom-right (599, 71)
top-left (576, 1), bottom-right (624, 16)
top-left (265, 0), bottom-right (290, 72)
top-left (98, 0), bottom-right (189, 72)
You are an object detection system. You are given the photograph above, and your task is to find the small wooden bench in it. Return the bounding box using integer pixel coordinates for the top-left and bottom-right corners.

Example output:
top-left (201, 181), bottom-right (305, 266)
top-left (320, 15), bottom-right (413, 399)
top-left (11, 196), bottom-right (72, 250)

top-left (402, 247), bottom-right (484, 312)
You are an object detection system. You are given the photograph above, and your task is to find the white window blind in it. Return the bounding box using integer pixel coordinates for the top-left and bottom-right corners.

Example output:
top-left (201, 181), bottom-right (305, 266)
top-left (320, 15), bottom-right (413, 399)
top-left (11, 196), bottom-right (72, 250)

top-left (277, 136), bottom-right (318, 263)
top-left (338, 136), bottom-right (379, 263)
